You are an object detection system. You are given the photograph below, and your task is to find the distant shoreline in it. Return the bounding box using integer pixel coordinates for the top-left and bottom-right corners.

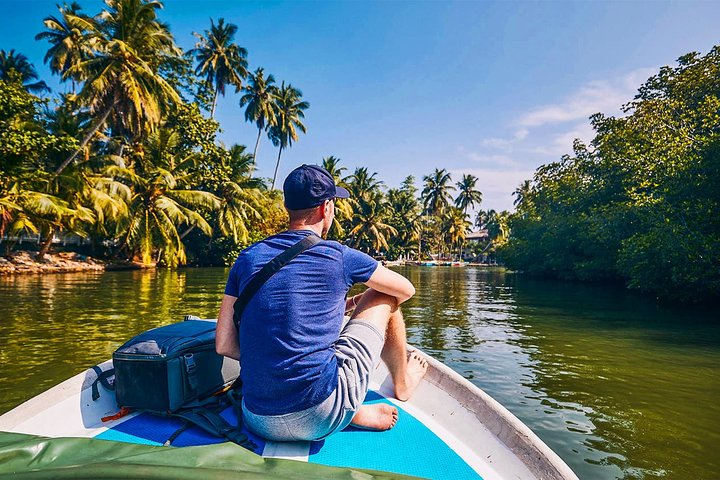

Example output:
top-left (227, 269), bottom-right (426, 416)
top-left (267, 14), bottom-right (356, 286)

top-left (1, 250), bottom-right (504, 275)
top-left (0, 250), bottom-right (157, 275)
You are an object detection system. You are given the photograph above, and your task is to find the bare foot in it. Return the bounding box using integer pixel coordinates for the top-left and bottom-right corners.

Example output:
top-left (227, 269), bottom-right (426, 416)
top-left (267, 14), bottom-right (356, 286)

top-left (395, 351), bottom-right (428, 401)
top-left (350, 404), bottom-right (398, 430)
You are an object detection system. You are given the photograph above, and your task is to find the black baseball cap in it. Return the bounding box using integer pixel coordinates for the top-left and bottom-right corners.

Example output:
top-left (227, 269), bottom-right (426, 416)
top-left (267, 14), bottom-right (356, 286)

top-left (283, 164), bottom-right (350, 210)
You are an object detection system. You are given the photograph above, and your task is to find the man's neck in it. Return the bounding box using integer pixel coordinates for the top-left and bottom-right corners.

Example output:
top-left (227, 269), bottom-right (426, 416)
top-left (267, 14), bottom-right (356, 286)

top-left (287, 222), bottom-right (324, 238)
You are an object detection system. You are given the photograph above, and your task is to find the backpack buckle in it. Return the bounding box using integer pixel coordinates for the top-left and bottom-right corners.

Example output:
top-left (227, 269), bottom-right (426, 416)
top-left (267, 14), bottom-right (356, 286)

top-left (184, 353), bottom-right (197, 374)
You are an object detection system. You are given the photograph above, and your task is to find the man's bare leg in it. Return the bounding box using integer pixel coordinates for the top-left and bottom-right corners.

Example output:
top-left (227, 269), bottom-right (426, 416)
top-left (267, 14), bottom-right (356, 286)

top-left (351, 289), bottom-right (428, 402)
top-left (380, 307), bottom-right (428, 401)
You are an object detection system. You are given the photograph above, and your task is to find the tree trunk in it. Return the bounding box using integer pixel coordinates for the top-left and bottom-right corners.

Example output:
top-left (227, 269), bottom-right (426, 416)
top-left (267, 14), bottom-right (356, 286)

top-left (210, 88), bottom-right (219, 118)
top-left (55, 103), bottom-right (116, 176)
top-left (179, 225), bottom-right (195, 240)
top-left (252, 127), bottom-right (262, 162)
top-left (271, 145), bottom-right (284, 190)
top-left (4, 240), bottom-right (15, 257)
top-left (36, 227), bottom-right (56, 261)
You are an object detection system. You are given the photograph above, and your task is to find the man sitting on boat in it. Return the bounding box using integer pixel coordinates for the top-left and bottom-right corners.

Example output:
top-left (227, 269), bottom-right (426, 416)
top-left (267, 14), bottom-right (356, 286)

top-left (216, 164), bottom-right (428, 441)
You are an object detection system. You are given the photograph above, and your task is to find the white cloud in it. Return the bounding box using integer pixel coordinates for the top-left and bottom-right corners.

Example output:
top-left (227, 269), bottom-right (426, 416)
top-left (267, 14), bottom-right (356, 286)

top-left (531, 123), bottom-right (596, 156)
top-left (449, 66), bottom-right (658, 212)
top-left (457, 147), bottom-right (519, 169)
top-left (480, 128), bottom-right (529, 149)
top-left (516, 67), bottom-right (656, 127)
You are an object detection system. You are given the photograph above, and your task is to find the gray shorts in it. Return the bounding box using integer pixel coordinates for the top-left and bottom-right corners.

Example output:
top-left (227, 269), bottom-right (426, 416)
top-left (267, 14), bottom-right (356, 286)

top-left (242, 318), bottom-right (385, 441)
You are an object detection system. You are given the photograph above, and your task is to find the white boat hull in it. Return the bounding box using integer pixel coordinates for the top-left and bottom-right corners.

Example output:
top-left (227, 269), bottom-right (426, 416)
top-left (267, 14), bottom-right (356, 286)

top-left (0, 340), bottom-right (577, 480)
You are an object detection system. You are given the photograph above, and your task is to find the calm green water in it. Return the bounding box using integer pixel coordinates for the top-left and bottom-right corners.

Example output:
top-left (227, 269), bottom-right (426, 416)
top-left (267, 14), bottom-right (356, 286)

top-left (0, 266), bottom-right (718, 479)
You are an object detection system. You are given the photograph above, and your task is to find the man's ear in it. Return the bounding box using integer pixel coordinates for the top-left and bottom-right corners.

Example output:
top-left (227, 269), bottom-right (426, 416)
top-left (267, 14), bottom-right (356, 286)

top-left (321, 200), bottom-right (332, 218)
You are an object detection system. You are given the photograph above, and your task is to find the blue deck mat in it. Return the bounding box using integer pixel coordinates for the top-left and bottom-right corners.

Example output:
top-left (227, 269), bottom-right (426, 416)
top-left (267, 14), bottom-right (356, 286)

top-left (97, 390), bottom-right (481, 479)
top-left (96, 407), bottom-right (266, 454)
top-left (309, 391), bottom-right (481, 479)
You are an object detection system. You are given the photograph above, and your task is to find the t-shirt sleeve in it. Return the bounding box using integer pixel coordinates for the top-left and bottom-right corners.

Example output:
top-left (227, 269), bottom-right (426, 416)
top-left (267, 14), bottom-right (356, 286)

top-left (342, 245), bottom-right (379, 287)
top-left (224, 260), bottom-right (241, 297)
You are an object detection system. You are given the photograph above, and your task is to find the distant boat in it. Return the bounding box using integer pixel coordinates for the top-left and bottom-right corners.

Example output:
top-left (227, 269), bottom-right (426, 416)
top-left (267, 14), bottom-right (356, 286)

top-left (0, 319), bottom-right (578, 480)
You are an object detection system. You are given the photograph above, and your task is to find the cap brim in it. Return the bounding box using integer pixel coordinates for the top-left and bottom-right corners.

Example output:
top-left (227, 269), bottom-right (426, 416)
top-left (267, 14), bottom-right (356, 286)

top-left (335, 185), bottom-right (350, 199)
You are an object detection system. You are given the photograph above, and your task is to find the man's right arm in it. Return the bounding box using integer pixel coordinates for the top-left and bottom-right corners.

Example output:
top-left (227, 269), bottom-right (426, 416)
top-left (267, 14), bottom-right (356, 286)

top-left (216, 294), bottom-right (240, 360)
top-left (364, 264), bottom-right (416, 305)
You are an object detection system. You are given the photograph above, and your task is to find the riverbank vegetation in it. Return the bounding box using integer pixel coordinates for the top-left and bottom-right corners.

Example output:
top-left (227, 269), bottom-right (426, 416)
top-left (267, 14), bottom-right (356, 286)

top-left (0, 0), bottom-right (498, 270)
top-left (1, 1), bottom-right (717, 302)
top-left (501, 47), bottom-right (720, 303)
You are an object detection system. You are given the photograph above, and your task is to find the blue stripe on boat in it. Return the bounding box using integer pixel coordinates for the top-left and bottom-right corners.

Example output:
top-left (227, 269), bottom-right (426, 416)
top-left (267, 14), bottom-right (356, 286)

top-left (309, 391), bottom-right (482, 479)
top-left (95, 428), bottom-right (162, 446)
top-left (95, 390), bottom-right (480, 478)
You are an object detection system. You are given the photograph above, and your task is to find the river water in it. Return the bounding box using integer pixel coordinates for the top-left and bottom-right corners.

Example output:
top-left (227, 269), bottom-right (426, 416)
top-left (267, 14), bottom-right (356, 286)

top-left (0, 266), bottom-right (717, 479)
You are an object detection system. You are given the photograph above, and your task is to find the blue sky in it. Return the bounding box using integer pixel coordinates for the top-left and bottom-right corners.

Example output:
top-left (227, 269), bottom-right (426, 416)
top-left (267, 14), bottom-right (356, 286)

top-left (2, 0), bottom-right (719, 213)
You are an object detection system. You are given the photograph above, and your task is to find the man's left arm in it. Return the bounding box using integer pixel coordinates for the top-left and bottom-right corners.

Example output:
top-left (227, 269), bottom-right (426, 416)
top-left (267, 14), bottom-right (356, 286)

top-left (216, 294), bottom-right (240, 361)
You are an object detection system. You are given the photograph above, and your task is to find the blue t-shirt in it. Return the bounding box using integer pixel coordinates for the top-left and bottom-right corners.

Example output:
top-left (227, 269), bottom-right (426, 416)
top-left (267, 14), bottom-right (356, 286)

top-left (224, 230), bottom-right (378, 416)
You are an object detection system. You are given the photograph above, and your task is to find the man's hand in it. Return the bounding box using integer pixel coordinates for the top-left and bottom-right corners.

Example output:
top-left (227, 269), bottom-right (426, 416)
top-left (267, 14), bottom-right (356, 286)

top-left (364, 264), bottom-right (415, 305)
top-left (216, 294), bottom-right (241, 360)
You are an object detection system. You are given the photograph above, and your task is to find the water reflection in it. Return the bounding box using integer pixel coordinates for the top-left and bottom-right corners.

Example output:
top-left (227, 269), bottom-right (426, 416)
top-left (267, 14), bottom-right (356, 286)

top-left (397, 267), bottom-right (719, 480)
top-left (1, 267), bottom-right (718, 480)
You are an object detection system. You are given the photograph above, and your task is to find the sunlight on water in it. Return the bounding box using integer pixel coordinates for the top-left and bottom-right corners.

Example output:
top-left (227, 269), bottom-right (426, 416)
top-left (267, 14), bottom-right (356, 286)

top-left (1, 266), bottom-right (718, 479)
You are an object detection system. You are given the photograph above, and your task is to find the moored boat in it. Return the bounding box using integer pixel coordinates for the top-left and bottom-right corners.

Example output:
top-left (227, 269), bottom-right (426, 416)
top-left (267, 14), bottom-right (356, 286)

top-left (0, 318), bottom-right (578, 480)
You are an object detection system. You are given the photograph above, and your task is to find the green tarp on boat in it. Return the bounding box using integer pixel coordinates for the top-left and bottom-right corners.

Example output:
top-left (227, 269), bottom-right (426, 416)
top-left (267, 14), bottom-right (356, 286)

top-left (0, 431), bottom-right (421, 480)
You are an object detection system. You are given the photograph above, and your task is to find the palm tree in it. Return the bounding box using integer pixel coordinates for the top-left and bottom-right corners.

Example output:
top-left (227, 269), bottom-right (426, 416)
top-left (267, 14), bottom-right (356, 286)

top-left (475, 209), bottom-right (510, 258)
top-left (215, 144), bottom-right (264, 243)
top-left (190, 18), bottom-right (248, 118)
top-left (421, 168), bottom-right (455, 216)
top-left (35, 2), bottom-right (94, 90)
top-left (55, 0), bottom-right (183, 175)
top-left (347, 167), bottom-right (383, 200)
top-left (348, 191), bottom-right (397, 253)
top-left (321, 156), bottom-right (350, 238)
top-left (387, 187), bottom-right (421, 259)
top-left (109, 132), bottom-right (221, 266)
top-left (0, 182), bottom-right (73, 256)
top-left (268, 82), bottom-right (309, 189)
top-left (240, 68), bottom-right (278, 162)
top-left (0, 49), bottom-right (49, 93)
top-left (513, 179), bottom-right (532, 208)
top-left (321, 156), bottom-right (347, 184)
top-left (455, 173), bottom-right (482, 214)
top-left (443, 207), bottom-right (471, 260)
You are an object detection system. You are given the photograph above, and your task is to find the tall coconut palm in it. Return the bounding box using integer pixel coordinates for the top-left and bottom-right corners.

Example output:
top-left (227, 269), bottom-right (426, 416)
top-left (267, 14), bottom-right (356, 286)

top-left (321, 156), bottom-right (347, 184)
top-left (268, 82), bottom-right (309, 189)
top-left (56, 0), bottom-right (183, 175)
top-left (240, 68), bottom-right (278, 161)
top-left (348, 191), bottom-right (397, 253)
top-left (321, 156), bottom-right (351, 238)
top-left (347, 167), bottom-right (383, 201)
top-left (215, 144), bottom-right (263, 243)
top-left (44, 98), bottom-right (130, 247)
top-left (35, 2), bottom-right (94, 90)
top-left (513, 179), bottom-right (532, 207)
top-left (455, 173), bottom-right (482, 214)
top-left (443, 207), bottom-right (471, 260)
top-left (421, 168), bottom-right (455, 216)
top-left (0, 49), bottom-right (49, 93)
top-left (190, 18), bottom-right (248, 118)
top-left (109, 139), bottom-right (221, 266)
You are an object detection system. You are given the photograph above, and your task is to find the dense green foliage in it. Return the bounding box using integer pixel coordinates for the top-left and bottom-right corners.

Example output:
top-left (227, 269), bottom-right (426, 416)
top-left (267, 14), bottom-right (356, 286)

top-left (1, 0), bottom-right (301, 265)
top-left (501, 48), bottom-right (720, 302)
top-left (1, 0), bottom-right (483, 269)
top-left (3, 1), bottom-right (716, 303)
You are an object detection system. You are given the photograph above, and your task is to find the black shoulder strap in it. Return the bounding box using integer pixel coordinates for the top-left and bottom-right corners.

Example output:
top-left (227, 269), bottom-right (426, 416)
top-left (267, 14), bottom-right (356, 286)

top-left (233, 233), bottom-right (321, 329)
top-left (163, 390), bottom-right (256, 450)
